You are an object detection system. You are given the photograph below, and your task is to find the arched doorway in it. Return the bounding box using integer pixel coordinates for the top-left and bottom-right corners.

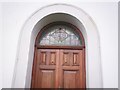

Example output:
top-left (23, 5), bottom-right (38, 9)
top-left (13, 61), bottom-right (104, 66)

top-left (31, 22), bottom-right (86, 88)
top-left (12, 4), bottom-right (103, 88)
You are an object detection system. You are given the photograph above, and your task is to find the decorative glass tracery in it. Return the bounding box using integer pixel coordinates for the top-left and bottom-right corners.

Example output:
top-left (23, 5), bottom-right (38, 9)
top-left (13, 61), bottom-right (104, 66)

top-left (39, 25), bottom-right (82, 46)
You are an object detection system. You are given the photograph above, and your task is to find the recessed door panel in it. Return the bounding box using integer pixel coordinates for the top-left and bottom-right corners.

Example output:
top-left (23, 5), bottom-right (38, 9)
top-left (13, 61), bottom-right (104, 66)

top-left (63, 70), bottom-right (79, 88)
top-left (38, 70), bottom-right (55, 88)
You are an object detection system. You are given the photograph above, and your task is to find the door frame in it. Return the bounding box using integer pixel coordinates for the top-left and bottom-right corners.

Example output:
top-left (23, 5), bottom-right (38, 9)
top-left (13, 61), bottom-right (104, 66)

top-left (31, 22), bottom-right (86, 88)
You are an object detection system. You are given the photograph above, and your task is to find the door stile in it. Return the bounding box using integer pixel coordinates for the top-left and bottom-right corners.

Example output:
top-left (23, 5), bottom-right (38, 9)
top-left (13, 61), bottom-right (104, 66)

top-left (34, 49), bottom-right (41, 88)
top-left (55, 50), bottom-right (59, 88)
top-left (82, 48), bottom-right (86, 89)
top-left (79, 49), bottom-right (83, 88)
top-left (59, 49), bottom-right (63, 88)
top-left (31, 47), bottom-right (37, 88)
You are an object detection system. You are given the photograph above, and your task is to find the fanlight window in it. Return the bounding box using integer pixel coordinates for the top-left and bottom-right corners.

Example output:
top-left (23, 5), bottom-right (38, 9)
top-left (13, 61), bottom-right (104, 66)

top-left (39, 25), bottom-right (82, 46)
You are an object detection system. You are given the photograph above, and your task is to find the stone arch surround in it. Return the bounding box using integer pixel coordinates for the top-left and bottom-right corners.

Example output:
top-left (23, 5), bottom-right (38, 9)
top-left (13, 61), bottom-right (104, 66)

top-left (12, 4), bottom-right (103, 88)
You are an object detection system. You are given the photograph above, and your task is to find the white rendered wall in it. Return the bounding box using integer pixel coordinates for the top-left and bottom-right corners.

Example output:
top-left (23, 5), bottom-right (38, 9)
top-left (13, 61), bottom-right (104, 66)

top-left (2, 2), bottom-right (118, 88)
top-left (0, 3), bottom-right (3, 90)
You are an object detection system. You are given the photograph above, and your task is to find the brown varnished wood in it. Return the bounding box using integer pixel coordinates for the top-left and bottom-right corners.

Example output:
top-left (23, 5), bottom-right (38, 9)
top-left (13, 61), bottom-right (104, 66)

top-left (31, 49), bottom-right (86, 88)
top-left (62, 66), bottom-right (80, 70)
top-left (63, 70), bottom-right (79, 88)
top-left (83, 48), bottom-right (86, 88)
top-left (36, 45), bottom-right (85, 50)
top-left (59, 49), bottom-right (85, 88)
top-left (31, 49), bottom-right (59, 88)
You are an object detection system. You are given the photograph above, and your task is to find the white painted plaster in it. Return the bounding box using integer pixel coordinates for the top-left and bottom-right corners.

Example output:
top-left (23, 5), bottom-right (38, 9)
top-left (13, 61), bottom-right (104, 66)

top-left (2, 2), bottom-right (118, 88)
top-left (0, 3), bottom-right (2, 90)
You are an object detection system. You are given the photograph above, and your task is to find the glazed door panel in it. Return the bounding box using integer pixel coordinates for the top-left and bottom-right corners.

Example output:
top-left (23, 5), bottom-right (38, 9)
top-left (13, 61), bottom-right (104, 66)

top-left (31, 49), bottom-right (85, 88)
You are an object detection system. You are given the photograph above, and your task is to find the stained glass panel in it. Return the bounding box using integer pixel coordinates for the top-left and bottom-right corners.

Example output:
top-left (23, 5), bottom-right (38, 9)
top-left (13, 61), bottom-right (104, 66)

top-left (39, 25), bottom-right (82, 46)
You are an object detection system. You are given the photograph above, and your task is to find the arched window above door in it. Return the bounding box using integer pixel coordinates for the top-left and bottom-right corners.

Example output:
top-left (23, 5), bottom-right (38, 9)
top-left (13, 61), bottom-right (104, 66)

top-left (38, 23), bottom-right (84, 46)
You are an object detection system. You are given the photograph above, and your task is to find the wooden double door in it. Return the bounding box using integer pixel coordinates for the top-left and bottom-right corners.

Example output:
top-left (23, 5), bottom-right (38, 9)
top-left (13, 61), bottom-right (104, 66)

top-left (31, 48), bottom-right (86, 88)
